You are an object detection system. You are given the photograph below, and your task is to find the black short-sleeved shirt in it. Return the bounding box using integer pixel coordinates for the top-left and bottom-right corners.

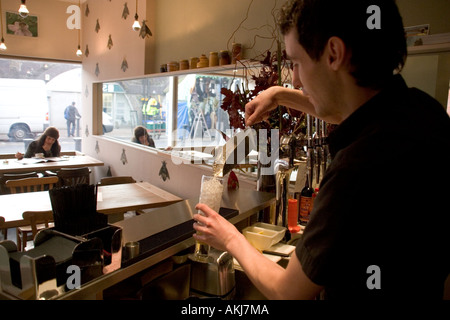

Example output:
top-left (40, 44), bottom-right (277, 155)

top-left (296, 75), bottom-right (450, 299)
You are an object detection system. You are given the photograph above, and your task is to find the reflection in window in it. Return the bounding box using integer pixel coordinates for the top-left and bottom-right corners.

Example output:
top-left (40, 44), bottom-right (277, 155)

top-left (103, 72), bottom-right (243, 150)
top-left (176, 74), bottom-right (233, 148)
top-left (102, 77), bottom-right (170, 148)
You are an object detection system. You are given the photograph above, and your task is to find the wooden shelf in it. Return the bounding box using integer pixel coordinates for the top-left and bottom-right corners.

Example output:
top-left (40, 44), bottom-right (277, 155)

top-left (408, 42), bottom-right (450, 55)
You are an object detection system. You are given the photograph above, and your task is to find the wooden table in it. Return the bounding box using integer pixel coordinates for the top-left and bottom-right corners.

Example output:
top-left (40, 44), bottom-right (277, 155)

top-left (0, 182), bottom-right (182, 228)
top-left (0, 154), bottom-right (104, 174)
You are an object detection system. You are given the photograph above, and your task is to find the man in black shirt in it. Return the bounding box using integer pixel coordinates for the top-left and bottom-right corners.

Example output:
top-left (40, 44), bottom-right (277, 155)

top-left (193, 0), bottom-right (450, 299)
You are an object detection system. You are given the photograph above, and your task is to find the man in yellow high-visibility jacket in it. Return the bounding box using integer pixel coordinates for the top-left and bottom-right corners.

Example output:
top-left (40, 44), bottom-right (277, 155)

top-left (142, 98), bottom-right (159, 124)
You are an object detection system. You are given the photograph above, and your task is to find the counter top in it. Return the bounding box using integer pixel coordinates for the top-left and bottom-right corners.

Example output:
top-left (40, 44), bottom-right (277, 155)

top-left (55, 188), bottom-right (275, 300)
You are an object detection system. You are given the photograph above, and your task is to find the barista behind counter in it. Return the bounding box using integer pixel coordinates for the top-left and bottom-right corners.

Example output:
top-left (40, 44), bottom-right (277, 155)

top-left (131, 126), bottom-right (155, 148)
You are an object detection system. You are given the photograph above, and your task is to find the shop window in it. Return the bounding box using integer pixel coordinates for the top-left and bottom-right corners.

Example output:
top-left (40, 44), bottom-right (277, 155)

top-left (102, 72), bottom-right (242, 150)
top-left (0, 57), bottom-right (81, 154)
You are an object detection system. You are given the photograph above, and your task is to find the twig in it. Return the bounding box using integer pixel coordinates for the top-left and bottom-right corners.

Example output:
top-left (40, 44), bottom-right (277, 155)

top-left (227, 0), bottom-right (254, 51)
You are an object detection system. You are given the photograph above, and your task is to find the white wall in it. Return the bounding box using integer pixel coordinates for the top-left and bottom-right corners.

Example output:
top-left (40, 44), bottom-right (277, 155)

top-left (80, 0), bottom-right (283, 198)
top-left (0, 0), bottom-right (82, 61)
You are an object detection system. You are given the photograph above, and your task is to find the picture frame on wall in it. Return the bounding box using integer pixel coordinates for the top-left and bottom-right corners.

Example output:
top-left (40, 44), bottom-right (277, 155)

top-left (5, 12), bottom-right (38, 37)
top-left (404, 24), bottom-right (430, 47)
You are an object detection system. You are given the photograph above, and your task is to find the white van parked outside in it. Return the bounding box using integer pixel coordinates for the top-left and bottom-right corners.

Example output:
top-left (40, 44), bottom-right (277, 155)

top-left (0, 78), bottom-right (49, 141)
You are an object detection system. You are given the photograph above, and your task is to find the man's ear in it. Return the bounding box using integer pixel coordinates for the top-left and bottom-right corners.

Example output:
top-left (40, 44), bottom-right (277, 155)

top-left (325, 36), bottom-right (349, 71)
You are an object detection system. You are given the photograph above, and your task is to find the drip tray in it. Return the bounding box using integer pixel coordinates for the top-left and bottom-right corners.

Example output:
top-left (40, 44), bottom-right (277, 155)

top-left (121, 207), bottom-right (238, 267)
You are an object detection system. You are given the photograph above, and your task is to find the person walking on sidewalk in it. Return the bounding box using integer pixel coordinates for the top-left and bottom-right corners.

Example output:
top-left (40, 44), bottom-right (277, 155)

top-left (64, 101), bottom-right (81, 137)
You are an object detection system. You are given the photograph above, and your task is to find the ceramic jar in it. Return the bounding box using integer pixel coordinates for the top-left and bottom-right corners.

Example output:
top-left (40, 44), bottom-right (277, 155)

top-left (190, 57), bottom-right (199, 69)
top-left (209, 52), bottom-right (219, 67)
top-left (232, 43), bottom-right (242, 64)
top-left (220, 50), bottom-right (231, 65)
top-left (197, 54), bottom-right (209, 68)
top-left (167, 61), bottom-right (179, 72)
top-left (179, 59), bottom-right (189, 70)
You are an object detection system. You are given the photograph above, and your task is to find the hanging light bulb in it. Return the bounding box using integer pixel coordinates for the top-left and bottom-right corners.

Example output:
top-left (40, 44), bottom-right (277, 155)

top-left (132, 0), bottom-right (141, 31)
top-left (0, 0), bottom-right (6, 50)
top-left (75, 0), bottom-right (82, 57)
top-left (132, 14), bottom-right (141, 31)
top-left (0, 38), bottom-right (6, 51)
top-left (18, 0), bottom-right (29, 18)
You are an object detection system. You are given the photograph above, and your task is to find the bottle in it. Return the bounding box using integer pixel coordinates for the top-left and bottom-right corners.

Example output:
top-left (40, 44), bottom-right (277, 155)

top-left (299, 172), bottom-right (315, 225)
top-left (288, 198), bottom-right (301, 233)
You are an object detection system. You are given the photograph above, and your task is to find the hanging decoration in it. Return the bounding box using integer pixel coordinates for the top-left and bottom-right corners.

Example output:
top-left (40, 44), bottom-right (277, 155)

top-left (106, 166), bottom-right (112, 177)
top-left (95, 141), bottom-right (100, 153)
top-left (85, 44), bottom-right (89, 57)
top-left (85, 125), bottom-right (90, 137)
top-left (159, 161), bottom-right (170, 182)
top-left (95, 19), bottom-right (101, 33)
top-left (121, 149), bottom-right (128, 165)
top-left (121, 57), bottom-right (128, 72)
top-left (85, 4), bottom-right (90, 17)
top-left (139, 20), bottom-right (152, 39)
top-left (107, 34), bottom-right (113, 49)
top-left (122, 3), bottom-right (130, 19)
top-left (95, 63), bottom-right (100, 77)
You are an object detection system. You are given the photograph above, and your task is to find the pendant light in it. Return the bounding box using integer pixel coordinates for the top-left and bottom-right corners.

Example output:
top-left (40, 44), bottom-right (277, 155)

top-left (0, 0), bottom-right (6, 50)
top-left (132, 0), bottom-right (141, 31)
top-left (18, 0), bottom-right (29, 18)
top-left (0, 39), bottom-right (6, 51)
top-left (76, 0), bottom-right (82, 56)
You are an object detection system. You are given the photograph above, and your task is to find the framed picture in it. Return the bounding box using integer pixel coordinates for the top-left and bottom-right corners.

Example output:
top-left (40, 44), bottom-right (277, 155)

top-left (404, 24), bottom-right (430, 47)
top-left (6, 12), bottom-right (38, 37)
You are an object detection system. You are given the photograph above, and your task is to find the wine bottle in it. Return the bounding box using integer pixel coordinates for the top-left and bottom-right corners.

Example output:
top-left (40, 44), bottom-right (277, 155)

top-left (299, 172), bottom-right (315, 225)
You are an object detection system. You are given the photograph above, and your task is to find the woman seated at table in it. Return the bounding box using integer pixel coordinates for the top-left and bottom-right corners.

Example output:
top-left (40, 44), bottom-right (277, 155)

top-left (15, 126), bottom-right (61, 160)
top-left (131, 125), bottom-right (155, 148)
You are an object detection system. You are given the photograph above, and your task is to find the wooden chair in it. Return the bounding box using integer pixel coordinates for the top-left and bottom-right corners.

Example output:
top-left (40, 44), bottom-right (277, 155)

top-left (0, 216), bottom-right (5, 240)
top-left (4, 177), bottom-right (58, 251)
top-left (60, 151), bottom-right (77, 156)
top-left (0, 153), bottom-right (16, 159)
top-left (99, 176), bottom-right (136, 186)
top-left (5, 176), bottom-right (59, 194)
top-left (56, 167), bottom-right (90, 187)
top-left (19, 211), bottom-right (54, 251)
top-left (0, 172), bottom-right (40, 239)
top-left (0, 172), bottom-right (40, 195)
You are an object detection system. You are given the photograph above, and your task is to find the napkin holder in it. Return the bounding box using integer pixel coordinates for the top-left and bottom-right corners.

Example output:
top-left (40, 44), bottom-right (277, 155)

top-left (0, 225), bottom-right (122, 300)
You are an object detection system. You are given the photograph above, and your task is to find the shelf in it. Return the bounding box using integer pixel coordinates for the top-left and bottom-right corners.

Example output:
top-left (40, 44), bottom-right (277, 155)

top-left (408, 42), bottom-right (450, 55)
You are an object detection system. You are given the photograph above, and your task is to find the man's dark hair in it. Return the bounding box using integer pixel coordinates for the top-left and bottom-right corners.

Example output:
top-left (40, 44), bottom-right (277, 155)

top-left (279, 0), bottom-right (407, 89)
